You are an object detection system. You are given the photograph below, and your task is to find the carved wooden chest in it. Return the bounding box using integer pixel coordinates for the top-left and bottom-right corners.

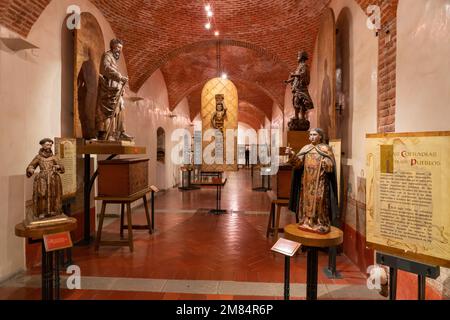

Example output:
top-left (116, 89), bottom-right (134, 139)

top-left (98, 158), bottom-right (149, 197)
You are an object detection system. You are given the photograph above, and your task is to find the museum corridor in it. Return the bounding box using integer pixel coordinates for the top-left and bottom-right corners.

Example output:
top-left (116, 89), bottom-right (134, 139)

top-left (1, 0), bottom-right (449, 304)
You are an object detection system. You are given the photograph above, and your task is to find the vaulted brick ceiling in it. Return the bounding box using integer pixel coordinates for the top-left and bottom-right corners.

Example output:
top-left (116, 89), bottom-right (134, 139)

top-left (0, 0), bottom-right (332, 119)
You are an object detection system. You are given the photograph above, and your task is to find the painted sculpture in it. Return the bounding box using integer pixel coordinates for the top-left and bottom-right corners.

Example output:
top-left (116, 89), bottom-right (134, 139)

top-left (26, 138), bottom-right (65, 218)
top-left (287, 128), bottom-right (338, 234)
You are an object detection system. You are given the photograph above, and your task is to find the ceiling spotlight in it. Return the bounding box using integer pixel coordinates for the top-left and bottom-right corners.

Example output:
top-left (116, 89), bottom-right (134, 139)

top-left (205, 22), bottom-right (211, 30)
top-left (205, 4), bottom-right (211, 12)
top-left (214, 31), bottom-right (220, 37)
top-left (221, 73), bottom-right (228, 80)
top-left (207, 10), bottom-right (213, 17)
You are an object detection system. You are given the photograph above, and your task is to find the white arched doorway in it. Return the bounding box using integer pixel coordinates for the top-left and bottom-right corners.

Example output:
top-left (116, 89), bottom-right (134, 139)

top-left (156, 127), bottom-right (166, 188)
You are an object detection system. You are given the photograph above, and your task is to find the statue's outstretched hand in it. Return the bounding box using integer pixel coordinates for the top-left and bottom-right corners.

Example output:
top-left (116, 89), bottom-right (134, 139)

top-left (285, 146), bottom-right (295, 157)
top-left (26, 168), bottom-right (34, 178)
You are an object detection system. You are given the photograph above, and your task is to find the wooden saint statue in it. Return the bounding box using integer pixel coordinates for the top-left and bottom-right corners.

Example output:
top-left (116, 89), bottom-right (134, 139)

top-left (26, 138), bottom-right (65, 218)
top-left (286, 128), bottom-right (339, 234)
top-left (285, 51), bottom-right (314, 131)
top-left (95, 38), bottom-right (133, 142)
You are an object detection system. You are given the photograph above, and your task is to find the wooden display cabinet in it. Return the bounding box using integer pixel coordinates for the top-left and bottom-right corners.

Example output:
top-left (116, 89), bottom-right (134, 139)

top-left (98, 158), bottom-right (149, 197)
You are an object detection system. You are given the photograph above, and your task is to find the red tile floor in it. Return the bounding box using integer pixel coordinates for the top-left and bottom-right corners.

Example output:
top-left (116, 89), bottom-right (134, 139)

top-left (0, 169), bottom-right (383, 300)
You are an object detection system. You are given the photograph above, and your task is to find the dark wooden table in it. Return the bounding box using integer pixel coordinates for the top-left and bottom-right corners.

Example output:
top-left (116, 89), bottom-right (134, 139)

top-left (191, 177), bottom-right (227, 214)
top-left (15, 219), bottom-right (77, 300)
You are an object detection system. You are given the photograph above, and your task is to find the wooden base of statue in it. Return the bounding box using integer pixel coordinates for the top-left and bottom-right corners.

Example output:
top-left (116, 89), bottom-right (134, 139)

top-left (287, 131), bottom-right (310, 153)
top-left (77, 141), bottom-right (146, 245)
top-left (85, 139), bottom-right (135, 146)
top-left (15, 218), bottom-right (77, 300)
top-left (288, 117), bottom-right (310, 131)
top-left (284, 224), bottom-right (343, 300)
top-left (24, 214), bottom-right (71, 229)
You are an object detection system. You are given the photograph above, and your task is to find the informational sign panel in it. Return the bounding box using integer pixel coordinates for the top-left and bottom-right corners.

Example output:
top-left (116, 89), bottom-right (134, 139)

top-left (271, 238), bottom-right (301, 257)
top-left (55, 138), bottom-right (77, 198)
top-left (329, 139), bottom-right (341, 205)
top-left (366, 132), bottom-right (450, 267)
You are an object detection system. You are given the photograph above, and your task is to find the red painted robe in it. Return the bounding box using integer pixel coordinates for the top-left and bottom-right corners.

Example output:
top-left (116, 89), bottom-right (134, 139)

top-left (290, 143), bottom-right (336, 234)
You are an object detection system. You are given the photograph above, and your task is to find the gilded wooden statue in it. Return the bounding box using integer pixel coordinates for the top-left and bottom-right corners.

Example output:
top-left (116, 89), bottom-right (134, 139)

top-left (26, 138), bottom-right (65, 218)
top-left (286, 128), bottom-right (338, 234)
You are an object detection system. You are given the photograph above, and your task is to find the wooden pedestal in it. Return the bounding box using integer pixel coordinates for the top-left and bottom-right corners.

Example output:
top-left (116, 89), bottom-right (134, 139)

top-left (284, 224), bottom-right (343, 300)
top-left (15, 219), bottom-right (77, 300)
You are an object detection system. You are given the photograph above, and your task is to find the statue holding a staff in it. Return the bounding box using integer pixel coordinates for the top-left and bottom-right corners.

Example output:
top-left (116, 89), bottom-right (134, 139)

top-left (95, 38), bottom-right (133, 142)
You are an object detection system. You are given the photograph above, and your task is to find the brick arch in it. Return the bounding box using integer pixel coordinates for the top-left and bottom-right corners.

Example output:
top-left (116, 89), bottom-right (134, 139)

top-left (0, 0), bottom-right (52, 37)
top-left (238, 110), bottom-right (264, 130)
top-left (238, 101), bottom-right (267, 128)
top-left (184, 77), bottom-right (278, 123)
top-left (134, 39), bottom-right (289, 92)
top-left (162, 44), bottom-right (286, 112)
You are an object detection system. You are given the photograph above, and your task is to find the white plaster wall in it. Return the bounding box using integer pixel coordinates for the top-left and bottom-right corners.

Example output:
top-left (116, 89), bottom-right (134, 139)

top-left (0, 0), bottom-right (123, 281)
top-left (396, 0), bottom-right (450, 299)
top-left (132, 70), bottom-right (191, 191)
top-left (237, 122), bottom-right (254, 145)
top-left (271, 103), bottom-right (284, 145)
top-left (396, 0), bottom-right (450, 132)
top-left (329, 0), bottom-right (378, 207)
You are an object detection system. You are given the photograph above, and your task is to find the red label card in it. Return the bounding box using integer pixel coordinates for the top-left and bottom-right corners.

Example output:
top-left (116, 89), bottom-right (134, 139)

top-left (43, 232), bottom-right (73, 252)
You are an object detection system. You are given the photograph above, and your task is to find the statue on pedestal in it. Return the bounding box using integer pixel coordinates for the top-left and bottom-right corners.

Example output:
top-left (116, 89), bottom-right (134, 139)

top-left (211, 94), bottom-right (227, 132)
top-left (286, 128), bottom-right (338, 234)
top-left (95, 38), bottom-right (134, 142)
top-left (26, 139), bottom-right (65, 219)
top-left (285, 51), bottom-right (314, 131)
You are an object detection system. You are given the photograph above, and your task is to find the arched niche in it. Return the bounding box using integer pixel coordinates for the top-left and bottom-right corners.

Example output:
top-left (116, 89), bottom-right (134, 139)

top-left (335, 7), bottom-right (353, 158)
top-left (201, 78), bottom-right (238, 171)
top-left (73, 12), bottom-right (105, 139)
top-left (316, 8), bottom-right (337, 140)
top-left (61, 15), bottom-right (75, 138)
top-left (157, 127), bottom-right (166, 163)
